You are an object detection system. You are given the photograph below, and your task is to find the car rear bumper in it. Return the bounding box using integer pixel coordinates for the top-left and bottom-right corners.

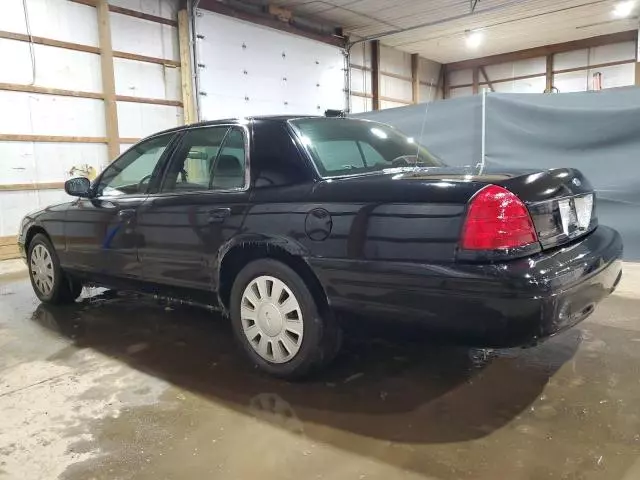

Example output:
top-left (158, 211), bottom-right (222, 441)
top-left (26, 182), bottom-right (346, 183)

top-left (308, 226), bottom-right (623, 347)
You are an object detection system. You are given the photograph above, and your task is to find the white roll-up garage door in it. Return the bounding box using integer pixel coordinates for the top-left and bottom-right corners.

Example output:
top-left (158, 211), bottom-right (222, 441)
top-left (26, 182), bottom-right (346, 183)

top-left (195, 9), bottom-right (347, 120)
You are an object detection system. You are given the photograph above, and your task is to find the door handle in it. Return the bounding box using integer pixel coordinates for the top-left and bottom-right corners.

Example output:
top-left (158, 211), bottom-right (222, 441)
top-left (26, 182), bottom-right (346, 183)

top-left (208, 208), bottom-right (231, 223)
top-left (118, 209), bottom-right (136, 221)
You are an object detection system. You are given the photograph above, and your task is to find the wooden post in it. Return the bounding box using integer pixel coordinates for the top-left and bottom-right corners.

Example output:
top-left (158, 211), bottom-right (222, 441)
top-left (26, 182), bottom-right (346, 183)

top-left (442, 66), bottom-right (450, 99)
top-left (635, 29), bottom-right (640, 86)
top-left (178, 9), bottom-right (197, 124)
top-left (371, 40), bottom-right (380, 110)
top-left (96, 0), bottom-right (120, 160)
top-left (472, 67), bottom-right (479, 94)
top-left (411, 53), bottom-right (420, 104)
top-left (546, 54), bottom-right (554, 91)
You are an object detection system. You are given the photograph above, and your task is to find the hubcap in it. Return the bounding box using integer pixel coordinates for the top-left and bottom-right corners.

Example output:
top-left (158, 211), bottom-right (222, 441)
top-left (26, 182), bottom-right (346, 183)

top-left (241, 275), bottom-right (304, 364)
top-left (30, 244), bottom-right (54, 296)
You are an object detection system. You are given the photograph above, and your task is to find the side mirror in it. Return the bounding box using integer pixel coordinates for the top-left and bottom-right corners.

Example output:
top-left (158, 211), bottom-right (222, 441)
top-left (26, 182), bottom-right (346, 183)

top-left (64, 177), bottom-right (91, 197)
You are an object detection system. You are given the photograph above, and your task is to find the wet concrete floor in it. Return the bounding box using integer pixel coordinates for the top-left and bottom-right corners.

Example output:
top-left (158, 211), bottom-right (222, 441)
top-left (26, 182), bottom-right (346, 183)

top-left (1, 270), bottom-right (640, 480)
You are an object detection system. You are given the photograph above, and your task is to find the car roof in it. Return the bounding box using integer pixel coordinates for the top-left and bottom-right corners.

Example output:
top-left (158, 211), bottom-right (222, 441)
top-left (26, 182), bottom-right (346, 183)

top-left (141, 115), bottom-right (377, 144)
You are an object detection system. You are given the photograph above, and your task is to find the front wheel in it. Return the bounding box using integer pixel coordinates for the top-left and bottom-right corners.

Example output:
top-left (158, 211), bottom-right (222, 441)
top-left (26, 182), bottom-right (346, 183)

top-left (28, 233), bottom-right (82, 304)
top-left (230, 259), bottom-right (341, 379)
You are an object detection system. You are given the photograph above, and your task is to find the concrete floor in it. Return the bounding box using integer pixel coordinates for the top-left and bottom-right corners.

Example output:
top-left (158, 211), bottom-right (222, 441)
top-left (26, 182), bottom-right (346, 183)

top-left (1, 267), bottom-right (640, 480)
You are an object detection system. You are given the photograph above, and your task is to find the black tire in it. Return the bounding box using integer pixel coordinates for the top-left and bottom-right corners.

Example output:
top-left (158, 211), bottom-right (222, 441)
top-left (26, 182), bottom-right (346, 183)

top-left (28, 233), bottom-right (82, 305)
top-left (230, 258), bottom-right (341, 380)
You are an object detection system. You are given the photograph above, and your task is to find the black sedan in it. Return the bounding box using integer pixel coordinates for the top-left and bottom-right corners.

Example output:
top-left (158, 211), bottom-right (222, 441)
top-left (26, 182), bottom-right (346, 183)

top-left (18, 116), bottom-right (623, 378)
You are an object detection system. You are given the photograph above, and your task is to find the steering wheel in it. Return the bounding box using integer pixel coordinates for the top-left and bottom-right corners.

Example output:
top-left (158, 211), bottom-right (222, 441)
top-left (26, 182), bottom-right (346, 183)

top-left (137, 174), bottom-right (153, 193)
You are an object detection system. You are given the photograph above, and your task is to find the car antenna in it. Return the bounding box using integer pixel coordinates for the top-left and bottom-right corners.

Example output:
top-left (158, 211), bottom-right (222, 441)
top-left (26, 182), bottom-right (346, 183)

top-left (416, 77), bottom-right (435, 167)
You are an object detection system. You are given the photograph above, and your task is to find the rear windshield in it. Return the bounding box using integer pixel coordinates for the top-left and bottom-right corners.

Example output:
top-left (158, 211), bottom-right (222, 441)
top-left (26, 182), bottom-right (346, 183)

top-left (289, 118), bottom-right (443, 178)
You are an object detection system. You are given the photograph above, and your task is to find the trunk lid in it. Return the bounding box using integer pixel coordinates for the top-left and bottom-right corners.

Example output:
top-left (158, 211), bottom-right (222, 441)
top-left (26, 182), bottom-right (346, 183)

top-left (345, 165), bottom-right (597, 252)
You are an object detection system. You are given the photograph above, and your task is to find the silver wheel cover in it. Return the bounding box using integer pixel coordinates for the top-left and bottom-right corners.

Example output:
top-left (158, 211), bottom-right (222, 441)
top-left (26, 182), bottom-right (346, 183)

top-left (30, 244), bottom-right (54, 296)
top-left (240, 275), bottom-right (304, 363)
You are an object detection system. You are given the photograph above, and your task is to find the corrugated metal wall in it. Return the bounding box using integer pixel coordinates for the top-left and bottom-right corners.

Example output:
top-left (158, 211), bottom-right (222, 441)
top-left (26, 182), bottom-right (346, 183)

top-left (0, 0), bottom-right (183, 249)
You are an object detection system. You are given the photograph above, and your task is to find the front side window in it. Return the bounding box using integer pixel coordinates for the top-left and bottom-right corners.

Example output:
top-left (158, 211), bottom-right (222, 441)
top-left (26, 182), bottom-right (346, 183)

top-left (162, 126), bottom-right (247, 192)
top-left (290, 118), bottom-right (443, 178)
top-left (96, 133), bottom-right (174, 197)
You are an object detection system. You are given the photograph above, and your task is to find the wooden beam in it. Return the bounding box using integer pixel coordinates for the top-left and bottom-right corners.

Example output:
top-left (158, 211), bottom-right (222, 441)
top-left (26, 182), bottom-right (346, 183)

top-left (195, 0), bottom-right (346, 48)
top-left (453, 71), bottom-right (545, 89)
top-left (115, 95), bottom-right (182, 107)
top-left (442, 66), bottom-right (450, 99)
top-left (472, 67), bottom-right (479, 94)
top-left (479, 67), bottom-right (495, 92)
top-left (0, 30), bottom-right (179, 68)
top-left (97, 0), bottom-right (120, 160)
top-left (0, 134), bottom-right (107, 143)
top-left (69, 0), bottom-right (178, 27)
top-left (446, 31), bottom-right (637, 71)
top-left (0, 30), bottom-right (99, 55)
top-left (545, 54), bottom-right (554, 92)
top-left (636, 62), bottom-right (640, 87)
top-left (411, 53), bottom-right (419, 104)
top-left (351, 91), bottom-right (372, 98)
top-left (0, 182), bottom-right (65, 192)
top-left (0, 236), bottom-right (17, 247)
top-left (178, 9), bottom-right (197, 124)
top-left (380, 96), bottom-right (412, 105)
top-left (112, 51), bottom-right (180, 67)
top-left (0, 83), bottom-right (103, 100)
top-left (371, 40), bottom-right (380, 110)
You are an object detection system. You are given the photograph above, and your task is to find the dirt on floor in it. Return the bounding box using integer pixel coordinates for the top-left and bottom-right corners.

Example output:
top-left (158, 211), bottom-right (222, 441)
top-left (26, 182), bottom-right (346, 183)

top-left (1, 269), bottom-right (640, 480)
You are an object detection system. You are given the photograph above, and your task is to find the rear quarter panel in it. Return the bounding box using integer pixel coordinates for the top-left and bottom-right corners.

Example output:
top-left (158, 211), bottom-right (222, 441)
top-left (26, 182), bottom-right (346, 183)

top-left (245, 178), bottom-right (482, 263)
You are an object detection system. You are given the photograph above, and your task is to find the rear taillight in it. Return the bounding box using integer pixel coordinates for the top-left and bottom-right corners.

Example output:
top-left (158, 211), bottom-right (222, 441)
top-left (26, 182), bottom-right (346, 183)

top-left (461, 185), bottom-right (538, 250)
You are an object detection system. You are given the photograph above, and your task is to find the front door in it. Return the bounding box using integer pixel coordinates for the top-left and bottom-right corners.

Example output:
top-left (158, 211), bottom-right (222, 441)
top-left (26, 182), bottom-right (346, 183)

top-left (136, 125), bottom-right (251, 293)
top-left (64, 133), bottom-right (177, 279)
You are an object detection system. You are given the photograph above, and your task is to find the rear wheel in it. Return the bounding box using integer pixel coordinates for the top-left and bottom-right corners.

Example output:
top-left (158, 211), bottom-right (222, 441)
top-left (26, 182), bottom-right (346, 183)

top-left (230, 259), bottom-right (341, 379)
top-left (28, 233), bottom-right (82, 304)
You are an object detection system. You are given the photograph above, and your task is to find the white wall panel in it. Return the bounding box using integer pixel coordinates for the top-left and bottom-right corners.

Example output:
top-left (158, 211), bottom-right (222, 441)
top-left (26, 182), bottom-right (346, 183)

top-left (492, 76), bottom-right (546, 93)
top-left (449, 86), bottom-right (473, 98)
top-left (419, 84), bottom-right (440, 102)
top-left (418, 58), bottom-right (441, 85)
top-left (117, 102), bottom-right (182, 139)
top-left (350, 42), bottom-right (371, 68)
top-left (350, 68), bottom-right (371, 95)
top-left (0, 142), bottom-right (108, 185)
top-left (380, 45), bottom-right (411, 76)
top-left (109, 0), bottom-right (177, 20)
top-left (110, 12), bottom-right (179, 61)
top-left (0, 189), bottom-right (71, 236)
top-left (589, 63), bottom-right (635, 89)
top-left (381, 76), bottom-right (411, 101)
top-left (0, 40), bottom-right (102, 92)
top-left (485, 57), bottom-right (545, 80)
top-left (554, 49), bottom-right (589, 71)
top-left (0, 0), bottom-right (98, 46)
top-left (591, 41), bottom-right (635, 64)
top-left (119, 143), bottom-right (135, 154)
top-left (350, 96), bottom-right (371, 114)
top-left (0, 92), bottom-right (105, 136)
top-left (449, 69), bottom-right (472, 86)
top-left (380, 100), bottom-right (407, 110)
top-left (196, 11), bottom-right (345, 120)
top-left (114, 58), bottom-right (181, 100)
top-left (554, 71), bottom-right (589, 93)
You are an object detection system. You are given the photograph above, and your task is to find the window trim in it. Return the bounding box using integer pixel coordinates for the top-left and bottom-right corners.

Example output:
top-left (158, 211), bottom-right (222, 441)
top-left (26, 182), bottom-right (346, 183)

top-left (90, 131), bottom-right (180, 199)
top-left (156, 123), bottom-right (251, 196)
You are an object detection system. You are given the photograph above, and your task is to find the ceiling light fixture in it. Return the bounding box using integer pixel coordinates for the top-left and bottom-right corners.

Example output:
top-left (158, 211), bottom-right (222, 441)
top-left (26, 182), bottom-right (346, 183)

top-left (613, 0), bottom-right (634, 18)
top-left (465, 30), bottom-right (484, 49)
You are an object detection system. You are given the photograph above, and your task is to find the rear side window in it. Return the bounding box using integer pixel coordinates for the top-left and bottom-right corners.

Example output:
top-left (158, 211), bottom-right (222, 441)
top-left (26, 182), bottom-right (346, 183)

top-left (161, 126), bottom-right (247, 192)
top-left (251, 122), bottom-right (314, 187)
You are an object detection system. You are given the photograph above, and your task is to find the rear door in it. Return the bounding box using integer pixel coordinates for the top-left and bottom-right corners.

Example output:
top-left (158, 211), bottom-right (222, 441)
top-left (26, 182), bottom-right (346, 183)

top-left (136, 125), bottom-right (251, 292)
